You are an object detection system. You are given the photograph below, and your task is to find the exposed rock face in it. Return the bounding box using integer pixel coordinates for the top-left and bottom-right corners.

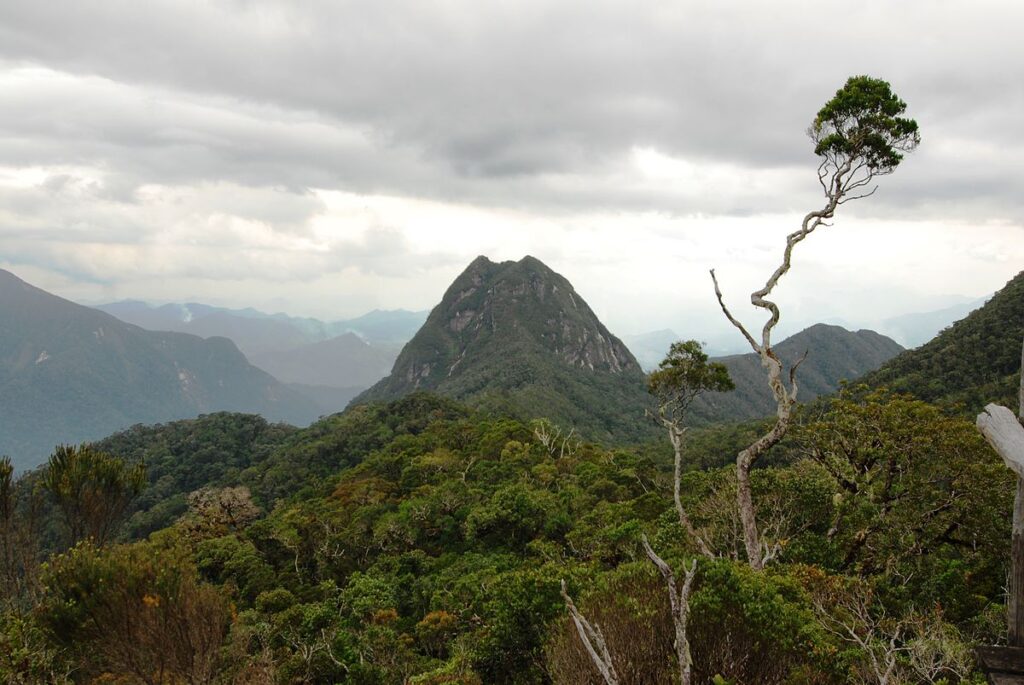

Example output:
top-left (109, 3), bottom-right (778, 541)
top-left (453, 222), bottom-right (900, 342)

top-left (355, 256), bottom-right (653, 444)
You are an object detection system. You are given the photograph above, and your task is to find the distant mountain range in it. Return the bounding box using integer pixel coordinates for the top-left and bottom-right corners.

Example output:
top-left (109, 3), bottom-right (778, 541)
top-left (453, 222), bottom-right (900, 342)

top-left (249, 333), bottom-right (396, 389)
top-left (623, 329), bottom-right (683, 371)
top-left (353, 256), bottom-right (910, 440)
top-left (0, 269), bottom-right (321, 470)
top-left (623, 297), bottom-right (984, 373)
top-left (356, 255), bottom-right (658, 443)
top-left (97, 301), bottom-right (427, 351)
top-left (3, 259), bottom-right (981, 471)
top-left (94, 300), bottom-right (428, 415)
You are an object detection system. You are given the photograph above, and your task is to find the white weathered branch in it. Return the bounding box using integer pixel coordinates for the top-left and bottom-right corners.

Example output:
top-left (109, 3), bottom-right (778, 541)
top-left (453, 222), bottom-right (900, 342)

top-left (662, 423), bottom-right (715, 559)
top-left (642, 534), bottom-right (698, 685)
top-left (708, 159), bottom-right (850, 570)
top-left (977, 403), bottom-right (1024, 478)
top-left (560, 580), bottom-right (620, 685)
top-left (976, 337), bottom-right (1024, 645)
top-left (709, 269), bottom-right (759, 353)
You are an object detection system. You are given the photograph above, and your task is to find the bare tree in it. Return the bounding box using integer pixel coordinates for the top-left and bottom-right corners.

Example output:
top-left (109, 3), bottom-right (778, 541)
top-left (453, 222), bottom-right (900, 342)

top-left (533, 419), bottom-right (581, 459)
top-left (903, 610), bottom-right (974, 684)
top-left (814, 582), bottom-right (973, 685)
top-left (710, 76), bottom-right (919, 569)
top-left (812, 581), bottom-right (907, 685)
top-left (564, 341), bottom-right (730, 684)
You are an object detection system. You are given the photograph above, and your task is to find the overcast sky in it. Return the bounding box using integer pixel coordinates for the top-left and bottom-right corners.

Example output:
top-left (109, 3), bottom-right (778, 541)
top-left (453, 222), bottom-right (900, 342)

top-left (1, 0), bottom-right (1021, 345)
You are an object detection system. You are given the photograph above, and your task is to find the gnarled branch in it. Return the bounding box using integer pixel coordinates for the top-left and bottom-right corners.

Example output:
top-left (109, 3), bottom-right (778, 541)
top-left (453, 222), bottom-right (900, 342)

top-left (560, 580), bottom-right (620, 685)
top-left (642, 534), bottom-right (698, 685)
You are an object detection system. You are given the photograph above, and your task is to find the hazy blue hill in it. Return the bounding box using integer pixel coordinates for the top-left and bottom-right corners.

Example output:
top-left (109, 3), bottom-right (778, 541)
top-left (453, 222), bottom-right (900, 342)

top-left (624, 328), bottom-right (681, 371)
top-left (333, 308), bottom-right (429, 345)
top-left (250, 332), bottom-right (396, 388)
top-left (285, 383), bottom-right (365, 418)
top-left (96, 301), bottom-right (317, 357)
top-left (689, 324), bottom-right (904, 423)
top-left (0, 269), bottom-right (319, 469)
top-left (880, 296), bottom-right (988, 348)
top-left (97, 301), bottom-right (426, 350)
top-left (96, 301), bottom-right (425, 395)
top-left (355, 256), bottom-right (656, 443)
top-left (862, 270), bottom-right (1023, 413)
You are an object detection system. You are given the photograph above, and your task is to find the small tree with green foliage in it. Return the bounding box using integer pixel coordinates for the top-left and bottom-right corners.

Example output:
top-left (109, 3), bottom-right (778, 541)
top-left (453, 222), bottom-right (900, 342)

top-left (647, 340), bottom-right (733, 558)
top-left (38, 537), bottom-right (230, 684)
top-left (0, 456), bottom-right (45, 611)
top-left (41, 444), bottom-right (146, 547)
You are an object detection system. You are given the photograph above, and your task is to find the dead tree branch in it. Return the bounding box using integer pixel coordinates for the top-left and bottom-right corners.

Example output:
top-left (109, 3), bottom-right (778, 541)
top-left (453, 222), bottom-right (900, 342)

top-left (641, 534), bottom-right (698, 685)
top-left (560, 580), bottom-right (620, 685)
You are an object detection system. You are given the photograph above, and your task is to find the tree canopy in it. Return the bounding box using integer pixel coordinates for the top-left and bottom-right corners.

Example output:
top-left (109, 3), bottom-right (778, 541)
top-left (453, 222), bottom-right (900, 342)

top-left (812, 75), bottom-right (921, 180)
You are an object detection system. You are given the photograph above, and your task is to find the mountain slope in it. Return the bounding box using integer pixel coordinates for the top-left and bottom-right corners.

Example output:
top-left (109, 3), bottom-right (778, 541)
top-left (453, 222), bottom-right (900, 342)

top-left (689, 324), bottom-right (904, 423)
top-left (250, 332), bottom-right (397, 388)
top-left (95, 301), bottom-right (311, 357)
top-left (0, 269), bottom-right (319, 469)
top-left (96, 301), bottom-right (423, 395)
top-left (879, 296), bottom-right (988, 349)
top-left (356, 256), bottom-right (655, 443)
top-left (861, 270), bottom-right (1024, 414)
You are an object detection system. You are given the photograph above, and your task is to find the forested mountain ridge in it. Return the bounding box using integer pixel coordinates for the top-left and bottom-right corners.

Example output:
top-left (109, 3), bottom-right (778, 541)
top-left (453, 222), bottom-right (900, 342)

top-left (356, 255), bottom-right (657, 443)
top-left (0, 269), bottom-right (320, 470)
top-left (92, 412), bottom-right (300, 539)
top-left (690, 324), bottom-right (904, 423)
top-left (861, 269), bottom-right (1023, 413)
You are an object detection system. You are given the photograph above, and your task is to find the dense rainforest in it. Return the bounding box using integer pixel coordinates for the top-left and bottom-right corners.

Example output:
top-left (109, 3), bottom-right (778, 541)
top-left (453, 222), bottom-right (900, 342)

top-left (0, 383), bottom-right (1016, 683)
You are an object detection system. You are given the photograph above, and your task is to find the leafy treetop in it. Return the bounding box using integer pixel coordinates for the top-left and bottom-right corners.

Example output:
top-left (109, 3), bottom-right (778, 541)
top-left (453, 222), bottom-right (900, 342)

top-left (647, 340), bottom-right (734, 425)
top-left (812, 75), bottom-right (920, 178)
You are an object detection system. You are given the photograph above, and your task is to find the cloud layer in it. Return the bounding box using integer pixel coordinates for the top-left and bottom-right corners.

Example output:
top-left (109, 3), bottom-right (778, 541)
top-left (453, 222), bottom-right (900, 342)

top-left (0, 0), bottom-right (1021, 339)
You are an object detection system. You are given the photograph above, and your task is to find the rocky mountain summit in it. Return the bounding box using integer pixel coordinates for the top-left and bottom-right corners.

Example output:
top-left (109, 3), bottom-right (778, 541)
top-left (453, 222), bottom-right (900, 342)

top-left (356, 256), bottom-right (654, 442)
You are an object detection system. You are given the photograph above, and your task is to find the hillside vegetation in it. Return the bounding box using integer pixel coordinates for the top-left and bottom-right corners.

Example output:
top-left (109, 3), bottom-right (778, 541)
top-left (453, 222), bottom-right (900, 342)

top-left (690, 324), bottom-right (903, 423)
top-left (1, 390), bottom-right (1011, 683)
top-left (862, 270), bottom-right (1024, 413)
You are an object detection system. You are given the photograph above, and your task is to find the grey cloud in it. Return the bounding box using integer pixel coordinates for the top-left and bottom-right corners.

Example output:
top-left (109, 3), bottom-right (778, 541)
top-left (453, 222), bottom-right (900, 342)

top-left (0, 0), bottom-right (1021, 220)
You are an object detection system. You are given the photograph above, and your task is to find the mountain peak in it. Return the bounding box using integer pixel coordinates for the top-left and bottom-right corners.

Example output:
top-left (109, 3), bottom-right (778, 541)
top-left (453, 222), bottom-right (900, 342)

top-left (356, 255), bottom-right (652, 443)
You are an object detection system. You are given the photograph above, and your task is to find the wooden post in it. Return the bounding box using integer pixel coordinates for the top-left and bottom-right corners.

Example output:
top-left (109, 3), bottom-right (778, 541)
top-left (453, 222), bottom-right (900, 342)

top-left (976, 337), bottom-right (1024, 683)
top-left (1019, 339), bottom-right (1024, 645)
